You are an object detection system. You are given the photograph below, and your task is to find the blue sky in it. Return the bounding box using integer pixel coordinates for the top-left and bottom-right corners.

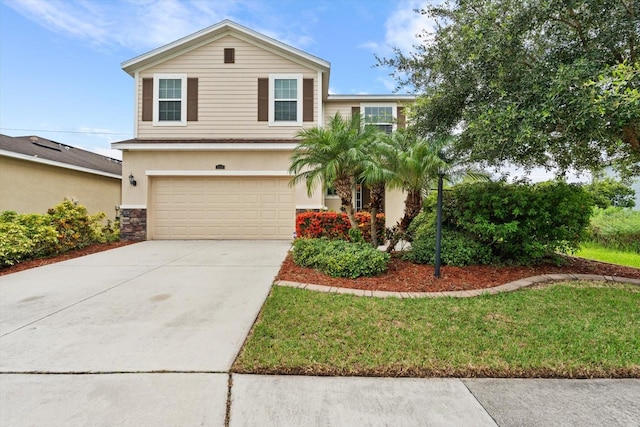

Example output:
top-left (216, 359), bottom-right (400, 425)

top-left (0, 0), bottom-right (429, 160)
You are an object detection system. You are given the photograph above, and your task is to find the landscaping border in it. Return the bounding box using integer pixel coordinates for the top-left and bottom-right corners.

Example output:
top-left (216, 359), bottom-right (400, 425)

top-left (275, 274), bottom-right (640, 298)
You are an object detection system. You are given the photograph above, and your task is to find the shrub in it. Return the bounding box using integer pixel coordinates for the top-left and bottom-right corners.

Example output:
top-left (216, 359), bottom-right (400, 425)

top-left (404, 227), bottom-right (494, 266)
top-left (587, 207), bottom-right (640, 253)
top-left (584, 177), bottom-right (636, 209)
top-left (0, 200), bottom-right (118, 267)
top-left (296, 211), bottom-right (385, 243)
top-left (47, 200), bottom-right (106, 251)
top-left (0, 213), bottom-right (58, 266)
top-left (292, 238), bottom-right (390, 278)
top-left (438, 181), bottom-right (593, 264)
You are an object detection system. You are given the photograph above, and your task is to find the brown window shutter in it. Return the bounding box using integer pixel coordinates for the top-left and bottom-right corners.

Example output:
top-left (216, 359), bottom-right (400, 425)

top-left (187, 78), bottom-right (198, 121)
top-left (257, 78), bottom-right (268, 121)
top-left (142, 78), bottom-right (153, 121)
top-left (224, 48), bottom-right (235, 64)
top-left (303, 78), bottom-right (314, 122)
top-left (397, 106), bottom-right (406, 129)
top-left (351, 106), bottom-right (360, 119)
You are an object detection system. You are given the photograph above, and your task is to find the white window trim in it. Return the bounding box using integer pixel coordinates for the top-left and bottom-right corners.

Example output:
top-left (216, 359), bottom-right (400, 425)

top-left (360, 102), bottom-right (397, 132)
top-left (153, 73), bottom-right (187, 126)
top-left (269, 73), bottom-right (303, 126)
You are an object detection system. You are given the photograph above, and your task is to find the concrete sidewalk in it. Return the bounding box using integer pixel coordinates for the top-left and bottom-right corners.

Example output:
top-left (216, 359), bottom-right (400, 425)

top-left (227, 375), bottom-right (640, 427)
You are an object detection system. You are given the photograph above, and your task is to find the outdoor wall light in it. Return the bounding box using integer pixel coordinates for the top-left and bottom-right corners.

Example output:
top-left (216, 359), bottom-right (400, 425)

top-left (129, 173), bottom-right (137, 186)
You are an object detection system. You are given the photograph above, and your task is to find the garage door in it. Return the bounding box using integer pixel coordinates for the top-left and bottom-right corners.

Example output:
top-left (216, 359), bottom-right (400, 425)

top-left (150, 176), bottom-right (295, 239)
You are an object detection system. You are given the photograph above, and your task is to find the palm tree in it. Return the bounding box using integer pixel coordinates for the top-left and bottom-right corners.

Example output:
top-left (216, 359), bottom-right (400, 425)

top-left (381, 131), bottom-right (488, 252)
top-left (290, 113), bottom-right (377, 229)
top-left (360, 133), bottom-right (395, 247)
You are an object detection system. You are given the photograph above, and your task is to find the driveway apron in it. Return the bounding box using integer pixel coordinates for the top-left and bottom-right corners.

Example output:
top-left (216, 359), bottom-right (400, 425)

top-left (0, 240), bottom-right (290, 426)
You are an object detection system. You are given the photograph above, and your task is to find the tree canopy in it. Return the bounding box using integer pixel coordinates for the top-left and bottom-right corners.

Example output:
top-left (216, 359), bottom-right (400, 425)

top-left (380, 0), bottom-right (640, 179)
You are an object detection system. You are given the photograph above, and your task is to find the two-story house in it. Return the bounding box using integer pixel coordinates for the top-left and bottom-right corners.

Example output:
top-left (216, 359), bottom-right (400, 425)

top-left (112, 20), bottom-right (414, 240)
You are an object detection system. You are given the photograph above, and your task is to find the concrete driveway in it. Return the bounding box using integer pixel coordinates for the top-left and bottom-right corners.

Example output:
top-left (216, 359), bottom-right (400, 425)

top-left (0, 240), bottom-right (290, 425)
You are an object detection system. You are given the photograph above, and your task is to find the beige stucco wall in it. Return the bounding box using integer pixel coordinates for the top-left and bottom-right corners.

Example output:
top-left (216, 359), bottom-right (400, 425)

top-left (0, 156), bottom-right (121, 220)
top-left (120, 149), bottom-right (322, 209)
top-left (384, 187), bottom-right (405, 228)
top-left (136, 34), bottom-right (320, 139)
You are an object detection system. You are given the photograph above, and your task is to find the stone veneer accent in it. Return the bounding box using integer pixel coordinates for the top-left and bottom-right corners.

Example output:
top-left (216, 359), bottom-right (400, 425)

top-left (120, 208), bottom-right (147, 241)
top-left (296, 208), bottom-right (324, 214)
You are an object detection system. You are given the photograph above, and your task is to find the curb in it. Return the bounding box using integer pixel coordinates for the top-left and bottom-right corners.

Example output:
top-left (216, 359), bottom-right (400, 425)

top-left (274, 274), bottom-right (640, 298)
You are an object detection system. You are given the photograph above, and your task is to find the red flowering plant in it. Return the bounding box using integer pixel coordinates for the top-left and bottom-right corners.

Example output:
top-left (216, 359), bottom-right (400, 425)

top-left (296, 211), bottom-right (385, 243)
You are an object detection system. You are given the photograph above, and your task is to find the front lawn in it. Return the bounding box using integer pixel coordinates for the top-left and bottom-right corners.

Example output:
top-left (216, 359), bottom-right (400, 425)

top-left (234, 281), bottom-right (640, 378)
top-left (575, 242), bottom-right (640, 269)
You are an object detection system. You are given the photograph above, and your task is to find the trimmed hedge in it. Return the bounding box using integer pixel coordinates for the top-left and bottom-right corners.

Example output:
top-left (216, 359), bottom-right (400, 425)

top-left (292, 238), bottom-right (390, 278)
top-left (296, 211), bottom-right (385, 242)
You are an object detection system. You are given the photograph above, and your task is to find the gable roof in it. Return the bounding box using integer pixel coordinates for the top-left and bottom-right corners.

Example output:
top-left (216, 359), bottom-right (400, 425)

top-left (0, 134), bottom-right (122, 178)
top-left (121, 20), bottom-right (331, 76)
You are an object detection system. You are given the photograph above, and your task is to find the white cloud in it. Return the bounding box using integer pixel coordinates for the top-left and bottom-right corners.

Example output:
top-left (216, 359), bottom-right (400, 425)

top-left (359, 0), bottom-right (433, 56)
top-left (94, 147), bottom-right (123, 161)
top-left (377, 76), bottom-right (398, 92)
top-left (7, 0), bottom-right (321, 56)
top-left (384, 0), bottom-right (433, 54)
top-left (6, 0), bottom-right (248, 51)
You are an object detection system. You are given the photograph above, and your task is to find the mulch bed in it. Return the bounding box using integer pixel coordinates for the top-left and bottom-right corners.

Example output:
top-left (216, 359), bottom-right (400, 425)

top-left (277, 253), bottom-right (640, 293)
top-left (0, 241), bottom-right (135, 276)
top-left (3, 243), bottom-right (638, 292)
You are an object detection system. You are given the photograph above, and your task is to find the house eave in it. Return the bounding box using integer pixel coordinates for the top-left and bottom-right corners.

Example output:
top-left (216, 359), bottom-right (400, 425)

top-left (111, 141), bottom-right (298, 151)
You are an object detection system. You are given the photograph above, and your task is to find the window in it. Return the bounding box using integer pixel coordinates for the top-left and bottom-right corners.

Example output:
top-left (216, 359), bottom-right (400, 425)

top-left (153, 74), bottom-right (187, 126)
top-left (268, 74), bottom-right (303, 125)
top-left (274, 79), bottom-right (297, 121)
top-left (363, 106), bottom-right (394, 134)
top-left (326, 187), bottom-right (338, 197)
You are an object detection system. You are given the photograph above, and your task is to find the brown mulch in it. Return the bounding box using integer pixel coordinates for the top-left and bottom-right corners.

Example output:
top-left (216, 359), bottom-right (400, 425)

top-left (0, 241), bottom-right (135, 276)
top-left (276, 252), bottom-right (640, 293)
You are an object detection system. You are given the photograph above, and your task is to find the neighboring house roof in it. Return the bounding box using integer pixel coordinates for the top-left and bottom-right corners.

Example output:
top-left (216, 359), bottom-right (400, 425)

top-left (0, 134), bottom-right (122, 178)
top-left (121, 19), bottom-right (331, 97)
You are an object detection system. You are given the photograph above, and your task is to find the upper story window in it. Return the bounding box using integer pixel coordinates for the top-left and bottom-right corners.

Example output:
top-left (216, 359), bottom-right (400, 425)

top-left (153, 74), bottom-right (187, 126)
top-left (268, 74), bottom-right (303, 126)
top-left (363, 105), bottom-right (394, 134)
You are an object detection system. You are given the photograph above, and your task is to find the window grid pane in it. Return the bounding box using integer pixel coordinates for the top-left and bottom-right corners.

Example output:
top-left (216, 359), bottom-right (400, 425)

top-left (159, 101), bottom-right (181, 121)
top-left (364, 106), bottom-right (392, 124)
top-left (159, 79), bottom-right (181, 99)
top-left (274, 79), bottom-right (297, 100)
top-left (275, 100), bottom-right (297, 121)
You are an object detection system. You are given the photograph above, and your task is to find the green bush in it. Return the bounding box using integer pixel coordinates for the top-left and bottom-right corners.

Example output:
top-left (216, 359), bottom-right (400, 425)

top-left (0, 200), bottom-right (118, 267)
top-left (584, 177), bottom-right (636, 209)
top-left (438, 181), bottom-right (593, 264)
top-left (0, 213), bottom-right (58, 266)
top-left (47, 200), bottom-right (107, 251)
top-left (587, 207), bottom-right (640, 253)
top-left (292, 238), bottom-right (390, 278)
top-left (404, 227), bottom-right (494, 266)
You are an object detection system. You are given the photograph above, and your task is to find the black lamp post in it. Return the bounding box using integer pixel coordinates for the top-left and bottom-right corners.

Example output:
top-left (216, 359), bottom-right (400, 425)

top-left (434, 172), bottom-right (444, 278)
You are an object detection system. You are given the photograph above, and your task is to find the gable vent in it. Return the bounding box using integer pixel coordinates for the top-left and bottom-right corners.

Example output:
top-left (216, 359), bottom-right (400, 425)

top-left (224, 48), bottom-right (235, 64)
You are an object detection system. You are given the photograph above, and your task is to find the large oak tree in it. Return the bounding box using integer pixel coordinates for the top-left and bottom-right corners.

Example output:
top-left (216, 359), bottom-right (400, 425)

top-left (381, 0), bottom-right (639, 179)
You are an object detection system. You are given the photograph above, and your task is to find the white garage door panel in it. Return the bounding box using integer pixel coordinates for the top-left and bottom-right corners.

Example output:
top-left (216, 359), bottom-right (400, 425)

top-left (151, 177), bottom-right (294, 239)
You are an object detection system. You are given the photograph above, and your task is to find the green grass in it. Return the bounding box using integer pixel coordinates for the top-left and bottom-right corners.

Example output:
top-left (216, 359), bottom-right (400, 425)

top-left (234, 282), bottom-right (640, 378)
top-left (575, 242), bottom-right (640, 268)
